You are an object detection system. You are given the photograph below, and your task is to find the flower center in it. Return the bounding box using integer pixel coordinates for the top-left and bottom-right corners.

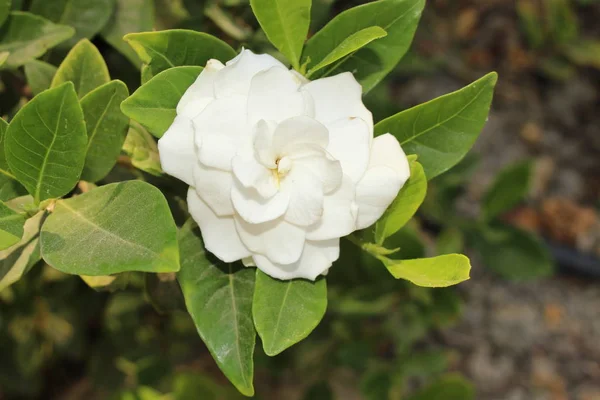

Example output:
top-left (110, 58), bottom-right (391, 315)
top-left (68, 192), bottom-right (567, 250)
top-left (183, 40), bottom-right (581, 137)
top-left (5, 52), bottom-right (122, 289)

top-left (271, 156), bottom-right (292, 187)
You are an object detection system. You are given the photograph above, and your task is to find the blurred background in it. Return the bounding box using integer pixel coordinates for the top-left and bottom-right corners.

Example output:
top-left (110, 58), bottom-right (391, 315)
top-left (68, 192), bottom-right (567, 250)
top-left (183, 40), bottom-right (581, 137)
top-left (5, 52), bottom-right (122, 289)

top-left (1, 0), bottom-right (599, 399)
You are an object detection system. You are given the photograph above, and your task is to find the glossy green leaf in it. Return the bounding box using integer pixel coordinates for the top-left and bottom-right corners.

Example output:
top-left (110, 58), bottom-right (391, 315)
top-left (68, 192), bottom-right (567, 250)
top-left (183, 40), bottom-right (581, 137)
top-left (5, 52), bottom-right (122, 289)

top-left (0, 201), bottom-right (24, 250)
top-left (0, 0), bottom-right (9, 26)
top-left (122, 121), bottom-right (162, 176)
top-left (482, 160), bottom-right (532, 221)
top-left (29, 0), bottom-right (114, 49)
top-left (375, 160), bottom-right (426, 244)
top-left (379, 254), bottom-right (471, 287)
top-left (51, 39), bottom-right (110, 98)
top-left (307, 26), bottom-right (387, 77)
top-left (249, 0), bottom-right (311, 70)
top-left (407, 374), bottom-right (474, 400)
top-left (124, 29), bottom-right (236, 80)
top-left (121, 66), bottom-right (202, 138)
top-left (80, 80), bottom-right (130, 182)
top-left (0, 119), bottom-right (25, 201)
top-left (5, 82), bottom-right (87, 203)
top-left (177, 221), bottom-right (255, 396)
top-left (0, 211), bottom-right (43, 291)
top-left (100, 0), bottom-right (155, 67)
top-left (253, 270), bottom-right (327, 356)
top-left (375, 72), bottom-right (498, 179)
top-left (40, 180), bottom-right (180, 275)
top-left (24, 60), bottom-right (57, 96)
top-left (303, 0), bottom-right (425, 93)
top-left (0, 12), bottom-right (74, 69)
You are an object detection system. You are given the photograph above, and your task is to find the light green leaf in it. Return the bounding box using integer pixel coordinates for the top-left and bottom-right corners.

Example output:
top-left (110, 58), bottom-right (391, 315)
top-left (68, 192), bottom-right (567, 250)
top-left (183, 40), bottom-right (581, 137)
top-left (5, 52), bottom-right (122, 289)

top-left (482, 160), bottom-right (532, 221)
top-left (0, 0), bottom-right (10, 26)
top-left (29, 0), bottom-right (114, 49)
top-left (80, 80), bottom-right (130, 182)
top-left (375, 160), bottom-right (426, 244)
top-left (177, 221), bottom-right (255, 396)
top-left (5, 82), bottom-right (87, 203)
top-left (0, 201), bottom-right (24, 250)
top-left (40, 180), bottom-right (180, 275)
top-left (407, 374), bottom-right (474, 400)
top-left (51, 39), bottom-right (110, 98)
top-left (379, 254), bottom-right (471, 287)
top-left (0, 211), bottom-right (43, 291)
top-left (253, 270), bottom-right (327, 356)
top-left (249, 0), bottom-right (311, 70)
top-left (24, 60), bottom-right (57, 96)
top-left (0, 51), bottom-right (7, 66)
top-left (0, 12), bottom-right (74, 69)
top-left (121, 66), bottom-right (202, 138)
top-left (302, 0), bottom-right (425, 93)
top-left (122, 121), bottom-right (162, 176)
top-left (307, 26), bottom-right (387, 77)
top-left (124, 29), bottom-right (236, 80)
top-left (0, 119), bottom-right (26, 202)
top-left (375, 72), bottom-right (498, 179)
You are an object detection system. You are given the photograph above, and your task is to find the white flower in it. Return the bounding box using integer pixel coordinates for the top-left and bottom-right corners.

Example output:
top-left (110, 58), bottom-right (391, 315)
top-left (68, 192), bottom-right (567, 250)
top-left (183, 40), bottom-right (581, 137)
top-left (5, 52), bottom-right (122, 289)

top-left (159, 50), bottom-right (410, 280)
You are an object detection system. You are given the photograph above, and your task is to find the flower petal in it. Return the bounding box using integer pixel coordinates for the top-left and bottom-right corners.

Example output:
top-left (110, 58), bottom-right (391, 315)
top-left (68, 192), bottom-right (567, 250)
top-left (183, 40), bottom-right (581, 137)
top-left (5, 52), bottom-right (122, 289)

top-left (235, 216), bottom-right (306, 265)
top-left (326, 117), bottom-right (371, 183)
top-left (231, 179), bottom-right (290, 224)
top-left (307, 175), bottom-right (357, 240)
top-left (281, 168), bottom-right (324, 226)
top-left (193, 163), bottom-right (235, 216)
top-left (272, 116), bottom-right (329, 155)
top-left (177, 59), bottom-right (223, 118)
top-left (367, 133), bottom-right (410, 177)
top-left (231, 154), bottom-right (278, 198)
top-left (187, 188), bottom-right (250, 262)
top-left (293, 149), bottom-right (342, 194)
top-left (158, 115), bottom-right (195, 186)
top-left (252, 239), bottom-right (339, 280)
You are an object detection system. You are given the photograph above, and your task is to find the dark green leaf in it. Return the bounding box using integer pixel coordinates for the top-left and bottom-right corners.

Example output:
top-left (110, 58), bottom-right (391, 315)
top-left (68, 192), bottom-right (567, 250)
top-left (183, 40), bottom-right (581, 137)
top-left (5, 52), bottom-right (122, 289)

top-left (253, 270), bottom-right (327, 356)
top-left (482, 160), bottom-right (532, 221)
top-left (29, 0), bottom-right (114, 49)
top-left (24, 60), bottom-right (57, 96)
top-left (375, 72), bottom-right (497, 179)
top-left (407, 374), bottom-right (474, 400)
top-left (124, 29), bottom-right (236, 80)
top-left (122, 121), bottom-right (162, 176)
top-left (303, 0), bottom-right (425, 93)
top-left (0, 201), bottom-right (24, 250)
top-left (51, 39), bottom-right (110, 98)
top-left (40, 180), bottom-right (180, 275)
top-left (249, 0), bottom-right (311, 70)
top-left (121, 66), bottom-right (202, 138)
top-left (80, 80), bottom-right (130, 182)
top-left (0, 11), bottom-right (74, 69)
top-left (0, 0), bottom-right (10, 26)
top-left (379, 254), bottom-right (471, 287)
top-left (177, 221), bottom-right (255, 396)
top-left (5, 82), bottom-right (87, 203)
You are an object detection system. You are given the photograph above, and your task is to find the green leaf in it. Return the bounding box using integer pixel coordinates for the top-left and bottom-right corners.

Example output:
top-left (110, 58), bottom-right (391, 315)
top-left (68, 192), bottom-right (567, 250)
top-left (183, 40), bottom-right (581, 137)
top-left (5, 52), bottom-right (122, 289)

top-left (0, 11), bottom-right (74, 69)
top-left (124, 29), bottom-right (236, 80)
top-left (253, 271), bottom-right (327, 356)
top-left (482, 160), bottom-right (532, 221)
top-left (0, 201), bottom-right (24, 250)
top-left (0, 211), bottom-right (43, 291)
top-left (516, 0), bottom-right (545, 49)
top-left (471, 224), bottom-right (553, 280)
top-left (249, 0), bottom-right (311, 70)
top-left (564, 39), bottom-right (600, 69)
top-left (121, 66), bottom-right (202, 138)
top-left (546, 0), bottom-right (579, 45)
top-left (307, 26), bottom-right (387, 77)
top-left (379, 254), bottom-right (471, 287)
top-left (122, 121), bottom-right (163, 176)
top-left (0, 50), bottom-right (7, 66)
top-left (406, 374), bottom-right (474, 400)
top-left (302, 0), bottom-right (425, 93)
top-left (5, 82), bottom-right (87, 203)
top-left (80, 80), bottom-right (130, 182)
top-left (375, 72), bottom-right (498, 179)
top-left (24, 60), bottom-right (57, 96)
top-left (0, 0), bottom-right (9, 26)
top-left (375, 160), bottom-right (426, 244)
top-left (29, 0), bottom-right (114, 49)
top-left (100, 0), bottom-right (155, 67)
top-left (40, 180), bottom-right (179, 275)
top-left (0, 121), bottom-right (26, 202)
top-left (177, 221), bottom-right (255, 396)
top-left (51, 39), bottom-right (110, 98)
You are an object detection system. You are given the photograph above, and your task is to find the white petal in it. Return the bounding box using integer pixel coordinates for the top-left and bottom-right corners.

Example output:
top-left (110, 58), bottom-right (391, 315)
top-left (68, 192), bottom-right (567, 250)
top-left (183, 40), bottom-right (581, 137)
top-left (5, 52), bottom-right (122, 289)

top-left (354, 166), bottom-right (402, 229)
top-left (307, 175), bottom-right (357, 240)
top-left (158, 115), bottom-right (196, 186)
top-left (193, 163), bottom-right (235, 216)
top-left (231, 179), bottom-right (290, 224)
top-left (214, 49), bottom-right (286, 98)
top-left (252, 239), bottom-right (339, 281)
top-left (367, 133), bottom-right (410, 178)
top-left (293, 149), bottom-right (342, 194)
top-left (281, 168), bottom-right (324, 226)
top-left (247, 67), bottom-right (313, 126)
top-left (187, 188), bottom-right (250, 262)
top-left (326, 117), bottom-right (371, 183)
top-left (176, 59), bottom-right (224, 118)
top-left (235, 216), bottom-right (306, 265)
top-left (231, 155), bottom-right (278, 198)
top-left (303, 72), bottom-right (373, 133)
top-left (272, 116), bottom-right (329, 154)
top-left (252, 119), bottom-right (278, 168)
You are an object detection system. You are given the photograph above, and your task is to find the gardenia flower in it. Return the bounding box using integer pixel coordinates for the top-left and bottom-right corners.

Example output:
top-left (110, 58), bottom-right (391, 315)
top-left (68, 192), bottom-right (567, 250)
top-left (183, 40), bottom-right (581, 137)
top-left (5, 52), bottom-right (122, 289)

top-left (159, 50), bottom-right (410, 280)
